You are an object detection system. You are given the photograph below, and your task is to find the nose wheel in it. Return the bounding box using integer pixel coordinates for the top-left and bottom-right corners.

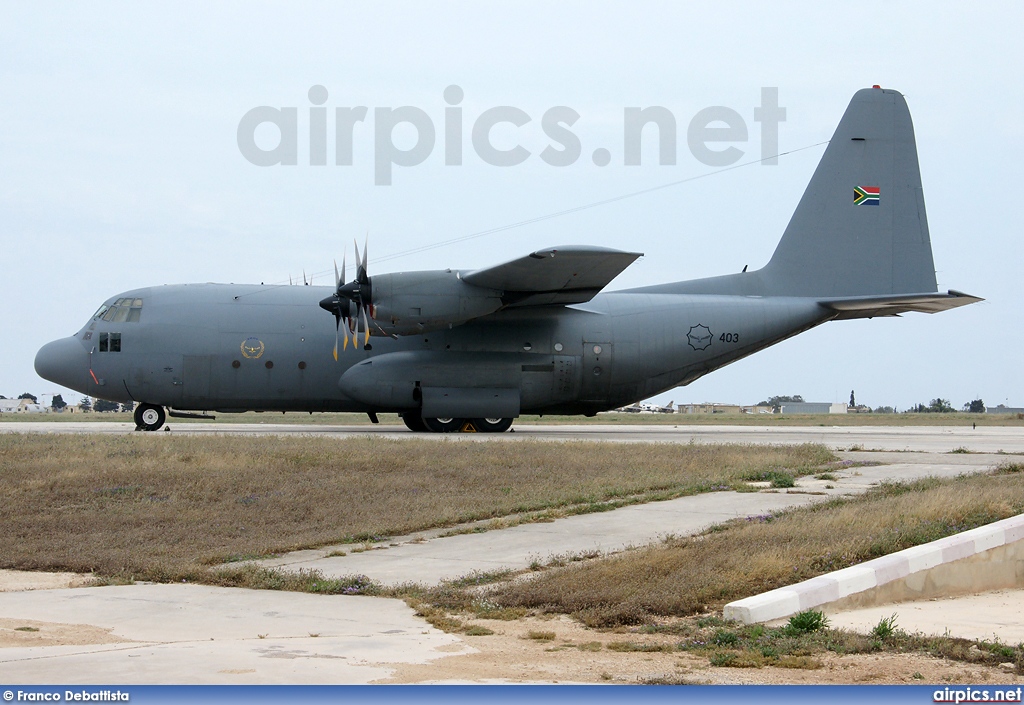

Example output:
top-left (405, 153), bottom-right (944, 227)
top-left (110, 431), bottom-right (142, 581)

top-left (134, 403), bottom-right (166, 432)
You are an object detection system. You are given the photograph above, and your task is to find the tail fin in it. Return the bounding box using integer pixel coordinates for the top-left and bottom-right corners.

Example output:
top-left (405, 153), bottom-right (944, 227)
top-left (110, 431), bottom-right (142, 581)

top-left (762, 87), bottom-right (937, 297)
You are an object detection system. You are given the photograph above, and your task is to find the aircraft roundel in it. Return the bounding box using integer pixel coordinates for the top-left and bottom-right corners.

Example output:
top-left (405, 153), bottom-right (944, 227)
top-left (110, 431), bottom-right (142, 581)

top-left (687, 324), bottom-right (713, 351)
top-left (241, 337), bottom-right (265, 359)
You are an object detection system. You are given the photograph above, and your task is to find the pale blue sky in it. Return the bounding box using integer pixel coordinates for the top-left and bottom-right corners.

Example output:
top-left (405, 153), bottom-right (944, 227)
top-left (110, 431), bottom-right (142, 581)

top-left (2, 2), bottom-right (1020, 409)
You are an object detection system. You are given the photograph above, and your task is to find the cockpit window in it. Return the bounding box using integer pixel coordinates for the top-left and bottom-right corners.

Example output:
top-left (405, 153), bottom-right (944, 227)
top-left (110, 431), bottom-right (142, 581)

top-left (127, 299), bottom-right (143, 322)
top-left (95, 298), bottom-right (143, 323)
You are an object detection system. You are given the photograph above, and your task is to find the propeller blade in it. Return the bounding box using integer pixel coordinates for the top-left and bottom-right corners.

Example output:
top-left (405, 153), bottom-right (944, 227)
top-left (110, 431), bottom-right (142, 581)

top-left (361, 235), bottom-right (368, 282)
top-left (333, 317), bottom-right (339, 361)
top-left (351, 305), bottom-right (359, 348)
top-left (361, 306), bottom-right (370, 347)
top-left (334, 260), bottom-right (339, 289)
top-left (342, 312), bottom-right (350, 351)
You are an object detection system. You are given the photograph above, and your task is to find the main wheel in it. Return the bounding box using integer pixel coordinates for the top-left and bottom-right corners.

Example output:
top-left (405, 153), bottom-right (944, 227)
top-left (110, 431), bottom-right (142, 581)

top-left (401, 413), bottom-right (428, 432)
top-left (472, 417), bottom-right (514, 433)
top-left (134, 403), bottom-right (166, 432)
top-left (421, 416), bottom-right (465, 433)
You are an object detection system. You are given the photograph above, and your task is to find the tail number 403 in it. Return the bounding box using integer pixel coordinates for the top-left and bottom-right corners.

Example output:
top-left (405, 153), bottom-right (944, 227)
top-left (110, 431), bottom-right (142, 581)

top-left (720, 333), bottom-right (739, 343)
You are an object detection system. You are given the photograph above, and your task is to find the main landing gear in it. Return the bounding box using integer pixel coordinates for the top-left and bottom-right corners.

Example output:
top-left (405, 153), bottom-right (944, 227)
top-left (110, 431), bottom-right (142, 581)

top-left (400, 413), bottom-right (514, 433)
top-left (134, 403), bottom-right (166, 432)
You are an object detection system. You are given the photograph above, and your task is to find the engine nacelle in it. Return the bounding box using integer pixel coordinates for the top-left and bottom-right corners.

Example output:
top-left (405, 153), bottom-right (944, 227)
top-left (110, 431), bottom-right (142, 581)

top-left (370, 270), bottom-right (504, 335)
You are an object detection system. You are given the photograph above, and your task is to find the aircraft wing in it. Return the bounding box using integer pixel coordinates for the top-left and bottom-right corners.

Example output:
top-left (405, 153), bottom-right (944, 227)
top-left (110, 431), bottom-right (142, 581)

top-left (463, 246), bottom-right (642, 306)
top-left (819, 290), bottom-right (983, 320)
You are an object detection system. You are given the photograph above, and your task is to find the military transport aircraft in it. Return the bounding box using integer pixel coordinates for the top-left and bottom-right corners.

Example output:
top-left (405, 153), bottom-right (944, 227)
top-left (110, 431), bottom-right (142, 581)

top-left (35, 87), bottom-right (981, 433)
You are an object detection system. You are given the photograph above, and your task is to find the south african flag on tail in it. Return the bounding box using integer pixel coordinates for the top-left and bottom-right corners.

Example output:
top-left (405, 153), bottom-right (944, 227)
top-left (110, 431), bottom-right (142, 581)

top-left (854, 185), bottom-right (880, 206)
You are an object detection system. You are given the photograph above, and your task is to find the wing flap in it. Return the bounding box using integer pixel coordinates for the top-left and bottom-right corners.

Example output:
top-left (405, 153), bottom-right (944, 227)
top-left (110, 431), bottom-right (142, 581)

top-left (820, 290), bottom-right (983, 320)
top-left (462, 246), bottom-right (641, 306)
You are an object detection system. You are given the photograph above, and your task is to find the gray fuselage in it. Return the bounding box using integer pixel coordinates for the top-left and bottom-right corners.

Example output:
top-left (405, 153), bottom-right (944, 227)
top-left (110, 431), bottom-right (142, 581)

top-left (38, 282), bottom-right (832, 416)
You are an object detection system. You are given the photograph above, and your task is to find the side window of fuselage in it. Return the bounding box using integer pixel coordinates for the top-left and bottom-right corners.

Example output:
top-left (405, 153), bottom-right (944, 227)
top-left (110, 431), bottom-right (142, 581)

top-left (98, 332), bottom-right (122, 353)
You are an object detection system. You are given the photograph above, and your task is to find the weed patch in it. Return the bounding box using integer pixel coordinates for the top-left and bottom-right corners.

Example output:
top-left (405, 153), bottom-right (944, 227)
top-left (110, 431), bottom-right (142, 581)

top-left (871, 613), bottom-right (901, 639)
top-left (670, 616), bottom-right (1024, 672)
top-left (787, 610), bottom-right (829, 634)
top-left (606, 641), bottom-right (674, 653)
top-left (527, 630), bottom-right (556, 641)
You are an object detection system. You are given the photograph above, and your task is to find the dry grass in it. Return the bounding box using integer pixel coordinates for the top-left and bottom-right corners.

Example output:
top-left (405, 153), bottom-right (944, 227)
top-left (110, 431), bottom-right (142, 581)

top-left (0, 434), bottom-right (832, 579)
top-left (484, 470), bottom-right (1024, 626)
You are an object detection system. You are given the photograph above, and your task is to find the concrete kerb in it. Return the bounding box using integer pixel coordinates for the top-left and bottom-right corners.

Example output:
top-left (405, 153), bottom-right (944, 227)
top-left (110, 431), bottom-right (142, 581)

top-left (723, 512), bottom-right (1024, 624)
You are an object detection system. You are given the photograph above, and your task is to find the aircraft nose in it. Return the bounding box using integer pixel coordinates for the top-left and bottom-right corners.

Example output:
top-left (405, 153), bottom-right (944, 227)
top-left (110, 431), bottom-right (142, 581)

top-left (34, 337), bottom-right (90, 391)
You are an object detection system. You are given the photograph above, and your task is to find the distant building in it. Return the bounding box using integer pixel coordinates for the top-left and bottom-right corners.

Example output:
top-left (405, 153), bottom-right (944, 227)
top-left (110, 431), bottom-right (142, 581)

top-left (0, 399), bottom-right (48, 414)
top-left (987, 406), bottom-right (1024, 414)
top-left (779, 402), bottom-right (847, 415)
top-left (677, 403), bottom-right (774, 415)
top-left (679, 403), bottom-right (740, 414)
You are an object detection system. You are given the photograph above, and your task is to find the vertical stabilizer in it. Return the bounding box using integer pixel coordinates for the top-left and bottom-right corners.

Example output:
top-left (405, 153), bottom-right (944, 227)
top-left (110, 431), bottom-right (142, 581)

top-left (762, 87), bottom-right (938, 297)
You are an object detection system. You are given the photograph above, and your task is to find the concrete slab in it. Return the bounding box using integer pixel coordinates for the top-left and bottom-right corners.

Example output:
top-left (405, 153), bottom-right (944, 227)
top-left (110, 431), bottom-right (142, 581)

top-left (258, 491), bottom-right (815, 585)
top-left (827, 589), bottom-right (1024, 644)
top-left (0, 584), bottom-right (468, 684)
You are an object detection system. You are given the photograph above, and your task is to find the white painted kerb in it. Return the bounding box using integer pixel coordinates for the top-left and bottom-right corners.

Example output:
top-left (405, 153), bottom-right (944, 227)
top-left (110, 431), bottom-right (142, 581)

top-left (723, 513), bottom-right (1024, 624)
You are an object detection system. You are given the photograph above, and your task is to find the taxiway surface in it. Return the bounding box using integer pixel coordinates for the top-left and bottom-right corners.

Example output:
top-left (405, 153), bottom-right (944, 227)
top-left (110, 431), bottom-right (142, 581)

top-left (3, 421), bottom-right (1022, 454)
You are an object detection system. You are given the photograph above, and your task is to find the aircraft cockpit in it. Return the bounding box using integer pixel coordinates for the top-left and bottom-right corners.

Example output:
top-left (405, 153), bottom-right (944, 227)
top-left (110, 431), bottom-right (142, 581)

top-left (92, 297), bottom-right (144, 324)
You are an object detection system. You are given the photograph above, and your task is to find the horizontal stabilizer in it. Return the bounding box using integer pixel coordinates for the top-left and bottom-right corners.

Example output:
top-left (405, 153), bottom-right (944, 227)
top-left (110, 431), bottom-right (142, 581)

top-left (820, 290), bottom-right (983, 320)
top-left (463, 246), bottom-right (641, 306)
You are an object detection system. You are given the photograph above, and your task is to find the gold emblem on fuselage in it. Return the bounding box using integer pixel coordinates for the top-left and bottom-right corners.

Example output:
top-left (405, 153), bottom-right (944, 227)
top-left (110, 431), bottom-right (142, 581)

top-left (241, 337), bottom-right (265, 359)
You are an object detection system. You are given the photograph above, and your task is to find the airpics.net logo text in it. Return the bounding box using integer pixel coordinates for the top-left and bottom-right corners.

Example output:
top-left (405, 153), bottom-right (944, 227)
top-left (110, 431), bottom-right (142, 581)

top-left (237, 86), bottom-right (787, 185)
